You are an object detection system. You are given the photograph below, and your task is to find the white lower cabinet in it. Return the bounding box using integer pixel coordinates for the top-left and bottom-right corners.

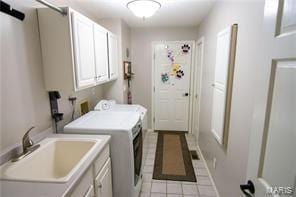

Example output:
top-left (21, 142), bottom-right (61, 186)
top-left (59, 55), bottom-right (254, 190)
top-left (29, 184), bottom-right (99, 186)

top-left (94, 158), bottom-right (112, 197)
top-left (68, 146), bottom-right (112, 197)
top-left (69, 166), bottom-right (94, 197)
top-left (84, 185), bottom-right (95, 197)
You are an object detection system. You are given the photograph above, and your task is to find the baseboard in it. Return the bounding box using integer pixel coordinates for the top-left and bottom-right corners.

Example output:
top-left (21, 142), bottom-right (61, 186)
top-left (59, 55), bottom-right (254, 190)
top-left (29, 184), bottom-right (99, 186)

top-left (196, 145), bottom-right (220, 197)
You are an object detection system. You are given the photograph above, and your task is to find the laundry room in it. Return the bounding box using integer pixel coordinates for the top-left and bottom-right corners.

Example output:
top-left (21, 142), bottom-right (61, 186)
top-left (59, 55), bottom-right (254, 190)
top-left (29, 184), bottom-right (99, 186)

top-left (1, 0), bottom-right (295, 197)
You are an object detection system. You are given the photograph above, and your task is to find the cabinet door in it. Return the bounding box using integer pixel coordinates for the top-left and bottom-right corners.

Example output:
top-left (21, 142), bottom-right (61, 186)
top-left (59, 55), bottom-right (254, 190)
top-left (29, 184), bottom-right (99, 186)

top-left (69, 167), bottom-right (94, 197)
top-left (72, 12), bottom-right (96, 90)
top-left (107, 33), bottom-right (119, 80)
top-left (94, 24), bottom-right (109, 84)
top-left (95, 158), bottom-right (113, 197)
top-left (84, 185), bottom-right (94, 197)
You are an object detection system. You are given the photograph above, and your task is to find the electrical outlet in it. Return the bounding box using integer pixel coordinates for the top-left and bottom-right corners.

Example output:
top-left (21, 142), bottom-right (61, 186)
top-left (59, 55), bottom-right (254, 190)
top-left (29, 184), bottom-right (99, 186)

top-left (213, 157), bottom-right (217, 169)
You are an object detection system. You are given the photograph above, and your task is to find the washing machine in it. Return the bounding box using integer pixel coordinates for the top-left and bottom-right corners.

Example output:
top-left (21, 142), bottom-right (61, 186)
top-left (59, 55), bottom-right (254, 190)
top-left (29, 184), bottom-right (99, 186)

top-left (63, 111), bottom-right (142, 197)
top-left (94, 100), bottom-right (148, 137)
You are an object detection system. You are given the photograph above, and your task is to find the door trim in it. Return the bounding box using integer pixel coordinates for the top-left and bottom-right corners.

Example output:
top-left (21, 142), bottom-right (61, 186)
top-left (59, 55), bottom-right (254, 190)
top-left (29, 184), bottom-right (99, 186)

top-left (151, 40), bottom-right (196, 132)
top-left (191, 37), bottom-right (205, 140)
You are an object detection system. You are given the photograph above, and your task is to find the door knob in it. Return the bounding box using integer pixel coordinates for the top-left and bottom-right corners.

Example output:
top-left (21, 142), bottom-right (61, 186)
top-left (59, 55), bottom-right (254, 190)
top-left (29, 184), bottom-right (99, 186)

top-left (183, 93), bottom-right (189, 97)
top-left (240, 180), bottom-right (255, 197)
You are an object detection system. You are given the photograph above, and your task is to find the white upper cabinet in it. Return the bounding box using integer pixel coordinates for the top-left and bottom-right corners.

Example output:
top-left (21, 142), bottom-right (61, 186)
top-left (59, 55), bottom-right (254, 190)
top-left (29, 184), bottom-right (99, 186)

top-left (37, 7), bottom-right (118, 92)
top-left (71, 12), bottom-right (97, 89)
top-left (94, 24), bottom-right (109, 84)
top-left (108, 32), bottom-right (119, 80)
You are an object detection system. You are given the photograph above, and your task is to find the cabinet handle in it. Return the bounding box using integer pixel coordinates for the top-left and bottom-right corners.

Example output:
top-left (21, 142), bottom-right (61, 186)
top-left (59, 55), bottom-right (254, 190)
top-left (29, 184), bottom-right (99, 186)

top-left (98, 183), bottom-right (102, 188)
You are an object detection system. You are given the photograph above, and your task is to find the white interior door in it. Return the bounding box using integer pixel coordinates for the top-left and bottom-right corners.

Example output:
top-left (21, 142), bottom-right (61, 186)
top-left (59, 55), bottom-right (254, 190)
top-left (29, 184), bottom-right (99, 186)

top-left (192, 38), bottom-right (204, 138)
top-left (245, 0), bottom-right (296, 196)
top-left (94, 24), bottom-right (109, 84)
top-left (154, 42), bottom-right (193, 131)
top-left (71, 12), bottom-right (96, 89)
top-left (211, 26), bottom-right (232, 145)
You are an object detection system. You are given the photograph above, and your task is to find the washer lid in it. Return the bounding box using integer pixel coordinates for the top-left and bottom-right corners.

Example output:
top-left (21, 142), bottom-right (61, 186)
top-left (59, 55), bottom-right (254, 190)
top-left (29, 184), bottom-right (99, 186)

top-left (109, 104), bottom-right (140, 112)
top-left (64, 111), bottom-right (140, 131)
top-left (109, 104), bottom-right (147, 116)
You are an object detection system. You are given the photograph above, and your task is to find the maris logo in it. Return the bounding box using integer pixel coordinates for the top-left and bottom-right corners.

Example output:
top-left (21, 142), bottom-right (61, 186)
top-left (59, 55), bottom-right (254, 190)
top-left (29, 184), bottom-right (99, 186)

top-left (266, 186), bottom-right (293, 196)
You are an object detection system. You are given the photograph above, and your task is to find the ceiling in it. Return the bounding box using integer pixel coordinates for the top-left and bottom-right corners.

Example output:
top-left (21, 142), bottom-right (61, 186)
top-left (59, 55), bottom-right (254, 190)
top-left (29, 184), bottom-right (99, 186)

top-left (44, 0), bottom-right (216, 27)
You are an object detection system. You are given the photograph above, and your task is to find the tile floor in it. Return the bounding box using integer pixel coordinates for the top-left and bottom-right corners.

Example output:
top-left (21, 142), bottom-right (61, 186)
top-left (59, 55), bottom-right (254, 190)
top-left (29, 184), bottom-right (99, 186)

top-left (141, 131), bottom-right (217, 197)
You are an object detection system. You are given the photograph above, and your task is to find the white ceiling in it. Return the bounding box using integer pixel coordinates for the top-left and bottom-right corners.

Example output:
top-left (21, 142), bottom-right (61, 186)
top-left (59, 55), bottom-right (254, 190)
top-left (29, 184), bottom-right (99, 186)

top-left (45, 0), bottom-right (216, 27)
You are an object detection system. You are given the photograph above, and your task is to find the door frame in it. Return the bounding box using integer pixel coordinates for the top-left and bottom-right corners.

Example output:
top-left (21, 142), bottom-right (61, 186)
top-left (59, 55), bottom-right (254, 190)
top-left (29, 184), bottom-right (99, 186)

top-left (191, 37), bottom-right (205, 140)
top-left (151, 40), bottom-right (196, 132)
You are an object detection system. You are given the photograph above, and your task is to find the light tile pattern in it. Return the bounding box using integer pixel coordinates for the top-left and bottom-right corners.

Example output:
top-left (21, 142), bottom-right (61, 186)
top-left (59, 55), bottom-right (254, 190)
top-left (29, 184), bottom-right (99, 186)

top-left (141, 132), bottom-right (217, 197)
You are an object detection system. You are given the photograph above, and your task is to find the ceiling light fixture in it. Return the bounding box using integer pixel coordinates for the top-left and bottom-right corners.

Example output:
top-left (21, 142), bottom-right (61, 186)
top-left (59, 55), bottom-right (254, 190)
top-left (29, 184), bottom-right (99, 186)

top-left (127, 0), bottom-right (161, 19)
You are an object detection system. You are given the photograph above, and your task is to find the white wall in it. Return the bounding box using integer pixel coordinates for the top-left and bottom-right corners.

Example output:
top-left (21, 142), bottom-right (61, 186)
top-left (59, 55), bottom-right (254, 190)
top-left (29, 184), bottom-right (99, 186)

top-left (196, 2), bottom-right (265, 196)
top-left (131, 27), bottom-right (199, 128)
top-left (0, 0), bottom-right (103, 151)
top-left (121, 20), bottom-right (132, 104)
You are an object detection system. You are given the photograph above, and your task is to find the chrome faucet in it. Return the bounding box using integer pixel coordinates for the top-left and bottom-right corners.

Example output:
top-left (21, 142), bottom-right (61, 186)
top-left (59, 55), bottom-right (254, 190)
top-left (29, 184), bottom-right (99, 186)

top-left (11, 126), bottom-right (40, 162)
top-left (22, 126), bottom-right (35, 153)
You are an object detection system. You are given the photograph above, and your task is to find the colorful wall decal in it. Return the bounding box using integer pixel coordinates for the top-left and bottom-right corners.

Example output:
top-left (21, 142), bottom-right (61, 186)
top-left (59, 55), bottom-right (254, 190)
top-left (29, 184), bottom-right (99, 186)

top-left (176, 70), bottom-right (185, 79)
top-left (182, 44), bottom-right (190, 53)
top-left (161, 73), bottom-right (170, 83)
top-left (171, 64), bottom-right (181, 76)
top-left (167, 49), bottom-right (174, 63)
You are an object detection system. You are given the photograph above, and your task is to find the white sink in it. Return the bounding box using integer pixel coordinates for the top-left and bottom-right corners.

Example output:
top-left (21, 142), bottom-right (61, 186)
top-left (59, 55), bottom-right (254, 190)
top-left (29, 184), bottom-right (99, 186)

top-left (0, 138), bottom-right (101, 183)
